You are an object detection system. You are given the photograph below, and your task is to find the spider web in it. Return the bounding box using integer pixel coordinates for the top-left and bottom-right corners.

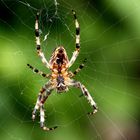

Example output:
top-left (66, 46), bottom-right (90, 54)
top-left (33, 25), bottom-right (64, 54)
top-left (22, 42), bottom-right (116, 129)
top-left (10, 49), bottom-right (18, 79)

top-left (0, 0), bottom-right (140, 140)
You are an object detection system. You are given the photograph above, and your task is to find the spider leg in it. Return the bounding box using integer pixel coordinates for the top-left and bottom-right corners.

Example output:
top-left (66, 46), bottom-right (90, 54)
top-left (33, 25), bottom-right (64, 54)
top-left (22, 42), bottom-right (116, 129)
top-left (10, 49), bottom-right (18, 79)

top-left (32, 82), bottom-right (52, 120)
top-left (40, 108), bottom-right (57, 131)
top-left (39, 90), bottom-right (58, 131)
top-left (32, 87), bottom-right (46, 121)
top-left (27, 64), bottom-right (51, 78)
top-left (68, 10), bottom-right (80, 68)
top-left (72, 58), bottom-right (87, 77)
top-left (40, 105), bottom-right (57, 131)
top-left (35, 12), bottom-right (50, 69)
top-left (32, 82), bottom-right (57, 131)
top-left (70, 81), bottom-right (98, 115)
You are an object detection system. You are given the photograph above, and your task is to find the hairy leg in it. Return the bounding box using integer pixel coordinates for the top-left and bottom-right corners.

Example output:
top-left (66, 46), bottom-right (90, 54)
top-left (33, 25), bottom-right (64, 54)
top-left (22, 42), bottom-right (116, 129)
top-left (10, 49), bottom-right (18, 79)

top-left (32, 82), bottom-right (52, 120)
top-left (70, 80), bottom-right (98, 115)
top-left (71, 58), bottom-right (87, 77)
top-left (68, 10), bottom-right (80, 67)
top-left (39, 92), bottom-right (58, 131)
top-left (27, 64), bottom-right (51, 78)
top-left (35, 12), bottom-right (50, 68)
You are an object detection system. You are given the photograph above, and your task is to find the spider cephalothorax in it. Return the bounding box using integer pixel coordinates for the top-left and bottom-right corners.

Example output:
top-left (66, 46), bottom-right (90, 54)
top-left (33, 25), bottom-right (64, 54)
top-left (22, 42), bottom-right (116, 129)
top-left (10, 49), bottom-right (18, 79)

top-left (27, 10), bottom-right (98, 131)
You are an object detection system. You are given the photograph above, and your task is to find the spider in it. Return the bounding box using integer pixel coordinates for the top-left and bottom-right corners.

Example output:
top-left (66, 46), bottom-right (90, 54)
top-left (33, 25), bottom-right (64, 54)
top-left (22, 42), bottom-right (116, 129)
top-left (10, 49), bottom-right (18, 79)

top-left (27, 10), bottom-right (98, 131)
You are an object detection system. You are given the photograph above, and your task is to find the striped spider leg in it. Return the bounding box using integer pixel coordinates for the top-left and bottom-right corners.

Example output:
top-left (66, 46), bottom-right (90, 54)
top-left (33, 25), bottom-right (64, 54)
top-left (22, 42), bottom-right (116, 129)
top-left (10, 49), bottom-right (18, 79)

top-left (35, 12), bottom-right (50, 69)
top-left (27, 64), bottom-right (57, 130)
top-left (32, 82), bottom-right (57, 130)
top-left (39, 88), bottom-right (58, 131)
top-left (69, 58), bottom-right (87, 77)
top-left (69, 80), bottom-right (98, 115)
top-left (68, 10), bottom-right (80, 68)
top-left (27, 64), bottom-right (51, 78)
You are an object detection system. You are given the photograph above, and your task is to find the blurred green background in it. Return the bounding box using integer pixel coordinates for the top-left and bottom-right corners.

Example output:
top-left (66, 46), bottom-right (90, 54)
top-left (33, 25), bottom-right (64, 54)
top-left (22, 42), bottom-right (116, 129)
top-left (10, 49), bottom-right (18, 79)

top-left (0, 0), bottom-right (140, 140)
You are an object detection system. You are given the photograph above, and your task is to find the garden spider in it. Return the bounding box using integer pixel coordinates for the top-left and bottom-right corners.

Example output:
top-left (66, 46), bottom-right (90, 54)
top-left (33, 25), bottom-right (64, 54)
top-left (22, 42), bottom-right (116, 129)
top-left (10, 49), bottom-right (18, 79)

top-left (27, 10), bottom-right (98, 131)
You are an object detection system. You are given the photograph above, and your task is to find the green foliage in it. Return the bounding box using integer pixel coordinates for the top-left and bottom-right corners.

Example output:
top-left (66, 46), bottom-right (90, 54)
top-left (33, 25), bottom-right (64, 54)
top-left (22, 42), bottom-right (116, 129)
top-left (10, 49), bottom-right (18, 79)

top-left (0, 0), bottom-right (140, 140)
